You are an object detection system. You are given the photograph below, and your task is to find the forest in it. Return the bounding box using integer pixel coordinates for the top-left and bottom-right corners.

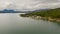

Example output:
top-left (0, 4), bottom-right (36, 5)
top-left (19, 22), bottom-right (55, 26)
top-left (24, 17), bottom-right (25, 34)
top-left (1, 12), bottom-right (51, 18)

top-left (25, 8), bottom-right (60, 18)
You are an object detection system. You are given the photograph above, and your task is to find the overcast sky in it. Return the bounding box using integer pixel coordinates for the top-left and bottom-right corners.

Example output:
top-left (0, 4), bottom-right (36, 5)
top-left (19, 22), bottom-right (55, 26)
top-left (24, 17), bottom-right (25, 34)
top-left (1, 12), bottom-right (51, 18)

top-left (0, 0), bottom-right (60, 11)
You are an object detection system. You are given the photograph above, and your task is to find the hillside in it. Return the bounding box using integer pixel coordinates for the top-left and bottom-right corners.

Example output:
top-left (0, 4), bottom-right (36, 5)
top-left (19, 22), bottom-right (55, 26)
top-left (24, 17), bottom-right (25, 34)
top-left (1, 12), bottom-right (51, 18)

top-left (26, 8), bottom-right (60, 18)
top-left (20, 8), bottom-right (60, 22)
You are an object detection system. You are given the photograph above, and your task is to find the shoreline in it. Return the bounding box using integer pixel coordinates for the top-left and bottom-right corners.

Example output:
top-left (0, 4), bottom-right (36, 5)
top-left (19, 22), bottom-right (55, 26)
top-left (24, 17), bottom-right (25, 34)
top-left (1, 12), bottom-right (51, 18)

top-left (20, 14), bottom-right (60, 22)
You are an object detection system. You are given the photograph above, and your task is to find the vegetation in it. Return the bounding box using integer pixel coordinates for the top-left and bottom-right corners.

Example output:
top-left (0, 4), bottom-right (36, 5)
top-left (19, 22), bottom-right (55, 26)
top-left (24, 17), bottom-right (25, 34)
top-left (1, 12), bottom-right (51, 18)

top-left (20, 8), bottom-right (60, 22)
top-left (25, 8), bottom-right (60, 18)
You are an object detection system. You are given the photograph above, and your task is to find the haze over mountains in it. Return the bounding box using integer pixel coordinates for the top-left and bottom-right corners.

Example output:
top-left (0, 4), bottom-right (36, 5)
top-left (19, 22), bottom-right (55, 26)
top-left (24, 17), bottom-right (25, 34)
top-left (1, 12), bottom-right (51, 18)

top-left (0, 0), bottom-right (60, 11)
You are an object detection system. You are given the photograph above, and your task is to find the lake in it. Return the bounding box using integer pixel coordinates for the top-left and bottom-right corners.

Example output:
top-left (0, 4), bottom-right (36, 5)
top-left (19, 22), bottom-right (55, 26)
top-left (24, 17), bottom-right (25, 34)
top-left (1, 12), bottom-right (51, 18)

top-left (0, 13), bottom-right (60, 34)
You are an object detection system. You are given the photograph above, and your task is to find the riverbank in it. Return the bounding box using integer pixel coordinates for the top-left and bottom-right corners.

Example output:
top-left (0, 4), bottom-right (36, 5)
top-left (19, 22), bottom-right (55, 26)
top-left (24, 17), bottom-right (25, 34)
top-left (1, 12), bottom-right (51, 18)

top-left (20, 8), bottom-right (60, 22)
top-left (20, 14), bottom-right (60, 22)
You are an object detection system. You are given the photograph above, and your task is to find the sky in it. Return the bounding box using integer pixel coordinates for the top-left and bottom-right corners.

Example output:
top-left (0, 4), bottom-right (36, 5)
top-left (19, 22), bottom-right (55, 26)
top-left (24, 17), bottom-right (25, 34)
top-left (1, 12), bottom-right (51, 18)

top-left (0, 0), bottom-right (60, 11)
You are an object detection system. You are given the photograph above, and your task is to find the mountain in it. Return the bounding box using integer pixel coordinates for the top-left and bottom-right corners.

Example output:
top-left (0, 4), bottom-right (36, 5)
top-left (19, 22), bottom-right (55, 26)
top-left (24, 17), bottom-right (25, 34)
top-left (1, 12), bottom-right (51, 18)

top-left (0, 9), bottom-right (32, 13)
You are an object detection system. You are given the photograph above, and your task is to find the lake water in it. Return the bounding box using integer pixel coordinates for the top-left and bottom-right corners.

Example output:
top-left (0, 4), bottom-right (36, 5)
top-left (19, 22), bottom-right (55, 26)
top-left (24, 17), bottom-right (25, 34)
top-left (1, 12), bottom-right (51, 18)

top-left (0, 13), bottom-right (60, 34)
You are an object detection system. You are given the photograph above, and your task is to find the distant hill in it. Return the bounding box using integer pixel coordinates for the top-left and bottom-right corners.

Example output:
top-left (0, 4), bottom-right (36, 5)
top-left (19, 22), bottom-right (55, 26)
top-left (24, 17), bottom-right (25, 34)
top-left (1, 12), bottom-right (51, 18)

top-left (0, 9), bottom-right (32, 13)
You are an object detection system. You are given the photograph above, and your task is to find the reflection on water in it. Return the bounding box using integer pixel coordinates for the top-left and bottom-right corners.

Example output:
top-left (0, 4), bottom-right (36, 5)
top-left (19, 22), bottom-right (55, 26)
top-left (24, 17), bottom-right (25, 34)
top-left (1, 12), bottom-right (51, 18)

top-left (0, 13), bottom-right (60, 34)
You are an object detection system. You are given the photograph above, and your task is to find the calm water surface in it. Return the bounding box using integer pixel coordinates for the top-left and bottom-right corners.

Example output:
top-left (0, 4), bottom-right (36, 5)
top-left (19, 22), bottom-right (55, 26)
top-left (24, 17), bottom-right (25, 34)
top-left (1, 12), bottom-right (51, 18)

top-left (0, 13), bottom-right (60, 34)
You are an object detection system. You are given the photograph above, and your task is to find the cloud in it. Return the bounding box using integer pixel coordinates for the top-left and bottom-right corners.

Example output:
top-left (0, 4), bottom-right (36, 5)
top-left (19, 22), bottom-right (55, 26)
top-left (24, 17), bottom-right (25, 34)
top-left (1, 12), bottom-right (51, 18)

top-left (0, 0), bottom-right (60, 11)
